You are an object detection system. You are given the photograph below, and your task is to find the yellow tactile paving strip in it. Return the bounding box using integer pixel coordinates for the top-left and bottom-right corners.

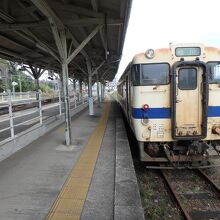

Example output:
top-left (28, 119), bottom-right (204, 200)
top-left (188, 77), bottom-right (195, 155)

top-left (46, 102), bottom-right (111, 220)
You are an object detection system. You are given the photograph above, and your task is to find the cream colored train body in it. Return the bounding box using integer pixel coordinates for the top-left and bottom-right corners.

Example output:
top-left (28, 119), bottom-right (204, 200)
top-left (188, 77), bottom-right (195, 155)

top-left (117, 43), bottom-right (220, 164)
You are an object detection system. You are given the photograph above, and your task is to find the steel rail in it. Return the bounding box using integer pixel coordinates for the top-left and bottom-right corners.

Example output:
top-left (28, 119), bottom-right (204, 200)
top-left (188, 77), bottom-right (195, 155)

top-left (160, 170), bottom-right (192, 220)
top-left (146, 164), bottom-right (220, 169)
top-left (160, 168), bottom-right (220, 220)
top-left (197, 169), bottom-right (220, 197)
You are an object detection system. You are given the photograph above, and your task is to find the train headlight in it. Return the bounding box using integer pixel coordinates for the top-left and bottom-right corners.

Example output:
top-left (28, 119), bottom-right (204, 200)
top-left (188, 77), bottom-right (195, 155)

top-left (145, 49), bottom-right (155, 59)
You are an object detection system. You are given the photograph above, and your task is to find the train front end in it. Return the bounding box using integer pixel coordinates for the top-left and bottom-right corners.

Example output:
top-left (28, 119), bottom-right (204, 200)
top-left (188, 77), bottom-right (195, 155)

top-left (131, 43), bottom-right (220, 167)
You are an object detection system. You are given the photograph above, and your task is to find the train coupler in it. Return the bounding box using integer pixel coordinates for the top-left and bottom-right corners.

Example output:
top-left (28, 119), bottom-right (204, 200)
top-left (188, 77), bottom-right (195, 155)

top-left (163, 144), bottom-right (178, 168)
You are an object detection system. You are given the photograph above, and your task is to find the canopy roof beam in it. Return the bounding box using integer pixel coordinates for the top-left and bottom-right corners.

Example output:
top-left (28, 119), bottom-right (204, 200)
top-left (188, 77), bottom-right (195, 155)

top-left (50, 2), bottom-right (104, 18)
top-left (72, 62), bottom-right (88, 77)
top-left (63, 18), bottom-right (123, 27)
top-left (31, 0), bottom-right (91, 62)
top-left (91, 60), bottom-right (105, 77)
top-left (91, 0), bottom-right (108, 60)
top-left (67, 24), bottom-right (103, 64)
top-left (0, 9), bottom-right (60, 62)
top-left (0, 20), bottom-right (48, 31)
top-left (0, 47), bottom-right (28, 60)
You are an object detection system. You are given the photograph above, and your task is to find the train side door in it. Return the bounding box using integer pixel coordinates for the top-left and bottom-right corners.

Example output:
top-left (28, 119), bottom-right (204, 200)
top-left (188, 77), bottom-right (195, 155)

top-left (127, 72), bottom-right (132, 123)
top-left (173, 65), bottom-right (207, 138)
top-left (125, 75), bottom-right (130, 121)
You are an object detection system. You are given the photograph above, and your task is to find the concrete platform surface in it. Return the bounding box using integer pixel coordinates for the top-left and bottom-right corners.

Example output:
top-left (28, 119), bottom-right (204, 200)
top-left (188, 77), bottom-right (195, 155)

top-left (0, 100), bottom-right (144, 220)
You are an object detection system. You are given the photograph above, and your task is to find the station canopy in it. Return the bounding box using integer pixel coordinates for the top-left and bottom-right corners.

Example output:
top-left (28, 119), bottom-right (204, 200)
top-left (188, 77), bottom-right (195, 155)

top-left (0, 0), bottom-right (132, 82)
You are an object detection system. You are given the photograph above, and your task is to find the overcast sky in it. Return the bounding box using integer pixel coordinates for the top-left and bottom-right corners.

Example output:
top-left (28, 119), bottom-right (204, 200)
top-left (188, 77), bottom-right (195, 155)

top-left (116, 0), bottom-right (220, 79)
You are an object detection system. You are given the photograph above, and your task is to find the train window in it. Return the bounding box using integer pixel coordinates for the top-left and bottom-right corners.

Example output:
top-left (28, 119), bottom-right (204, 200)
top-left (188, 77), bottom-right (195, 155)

top-left (132, 65), bottom-right (140, 85)
top-left (132, 63), bottom-right (169, 86)
top-left (141, 63), bottom-right (169, 85)
top-left (207, 62), bottom-right (220, 83)
top-left (178, 68), bottom-right (197, 90)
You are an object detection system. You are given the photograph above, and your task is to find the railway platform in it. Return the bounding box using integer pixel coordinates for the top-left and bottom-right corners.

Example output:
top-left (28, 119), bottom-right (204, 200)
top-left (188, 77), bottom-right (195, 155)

top-left (0, 97), bottom-right (144, 220)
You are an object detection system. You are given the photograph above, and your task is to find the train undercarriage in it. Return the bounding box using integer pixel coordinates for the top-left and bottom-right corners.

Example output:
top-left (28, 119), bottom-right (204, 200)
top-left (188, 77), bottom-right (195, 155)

top-left (139, 140), bottom-right (220, 168)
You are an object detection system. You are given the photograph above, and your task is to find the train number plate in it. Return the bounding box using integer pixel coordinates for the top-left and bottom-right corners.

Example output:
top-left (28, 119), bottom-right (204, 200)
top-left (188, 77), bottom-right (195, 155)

top-left (152, 124), bottom-right (164, 138)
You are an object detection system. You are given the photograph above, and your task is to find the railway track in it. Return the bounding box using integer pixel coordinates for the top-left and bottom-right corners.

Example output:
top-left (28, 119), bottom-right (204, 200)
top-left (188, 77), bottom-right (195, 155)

top-left (161, 168), bottom-right (220, 220)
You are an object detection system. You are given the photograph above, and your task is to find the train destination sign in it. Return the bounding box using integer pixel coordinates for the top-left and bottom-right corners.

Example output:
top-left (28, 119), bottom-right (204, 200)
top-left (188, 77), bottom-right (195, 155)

top-left (175, 47), bottom-right (201, 57)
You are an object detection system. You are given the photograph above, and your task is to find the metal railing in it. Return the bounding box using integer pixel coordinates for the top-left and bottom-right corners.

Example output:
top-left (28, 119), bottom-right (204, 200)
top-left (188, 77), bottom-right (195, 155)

top-left (0, 91), bottom-right (59, 103)
top-left (0, 91), bottom-right (35, 102)
top-left (0, 90), bottom-right (89, 143)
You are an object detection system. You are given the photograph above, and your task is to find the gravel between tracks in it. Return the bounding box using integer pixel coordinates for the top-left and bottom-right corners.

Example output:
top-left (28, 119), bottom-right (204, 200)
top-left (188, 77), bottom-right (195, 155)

top-left (135, 157), bottom-right (220, 220)
top-left (135, 163), bottom-right (183, 220)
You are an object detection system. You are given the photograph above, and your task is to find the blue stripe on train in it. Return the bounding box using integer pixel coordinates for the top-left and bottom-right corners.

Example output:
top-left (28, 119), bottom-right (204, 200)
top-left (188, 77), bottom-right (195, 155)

top-left (132, 108), bottom-right (171, 119)
top-left (132, 106), bottom-right (220, 119)
top-left (208, 106), bottom-right (220, 117)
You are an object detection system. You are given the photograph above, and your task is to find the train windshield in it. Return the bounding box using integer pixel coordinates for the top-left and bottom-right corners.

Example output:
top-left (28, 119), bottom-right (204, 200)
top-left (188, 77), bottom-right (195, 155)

top-left (178, 68), bottom-right (197, 90)
top-left (132, 63), bottom-right (169, 86)
top-left (207, 62), bottom-right (220, 83)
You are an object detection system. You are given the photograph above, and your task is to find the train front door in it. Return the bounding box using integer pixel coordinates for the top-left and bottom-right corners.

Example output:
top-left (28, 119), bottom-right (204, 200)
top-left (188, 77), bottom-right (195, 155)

top-left (173, 65), bottom-right (207, 138)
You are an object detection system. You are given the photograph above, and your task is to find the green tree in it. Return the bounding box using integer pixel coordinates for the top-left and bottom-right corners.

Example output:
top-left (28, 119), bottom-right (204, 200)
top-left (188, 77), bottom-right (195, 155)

top-left (39, 82), bottom-right (54, 94)
top-left (8, 62), bottom-right (36, 92)
top-left (0, 59), bottom-right (10, 92)
top-left (11, 72), bottom-right (35, 92)
top-left (0, 79), bottom-right (4, 92)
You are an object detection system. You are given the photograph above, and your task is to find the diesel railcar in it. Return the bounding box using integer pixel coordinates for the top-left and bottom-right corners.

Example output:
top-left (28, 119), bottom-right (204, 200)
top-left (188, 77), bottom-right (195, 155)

top-left (117, 43), bottom-right (220, 167)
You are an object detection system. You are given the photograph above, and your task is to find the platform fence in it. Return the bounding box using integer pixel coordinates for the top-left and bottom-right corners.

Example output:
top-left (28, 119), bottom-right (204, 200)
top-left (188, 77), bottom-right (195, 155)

top-left (0, 90), bottom-right (89, 143)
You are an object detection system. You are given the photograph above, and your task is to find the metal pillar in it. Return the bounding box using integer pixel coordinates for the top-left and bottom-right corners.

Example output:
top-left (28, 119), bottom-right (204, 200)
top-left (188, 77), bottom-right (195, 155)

top-left (38, 91), bottom-right (43, 124)
top-left (62, 62), bottom-right (72, 145)
top-left (19, 71), bottom-right (22, 98)
top-left (88, 75), bottom-right (94, 115)
top-left (101, 82), bottom-right (104, 102)
top-left (58, 80), bottom-right (62, 115)
top-left (86, 60), bottom-right (94, 115)
top-left (46, 27), bottom-right (73, 146)
top-left (96, 74), bottom-right (101, 104)
top-left (72, 79), bottom-right (78, 102)
top-left (103, 84), bottom-right (105, 101)
top-left (8, 90), bottom-right (15, 139)
top-left (72, 79), bottom-right (76, 96)
top-left (31, 1), bottom-right (102, 146)
top-left (79, 79), bottom-right (83, 101)
top-left (35, 78), bottom-right (40, 100)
